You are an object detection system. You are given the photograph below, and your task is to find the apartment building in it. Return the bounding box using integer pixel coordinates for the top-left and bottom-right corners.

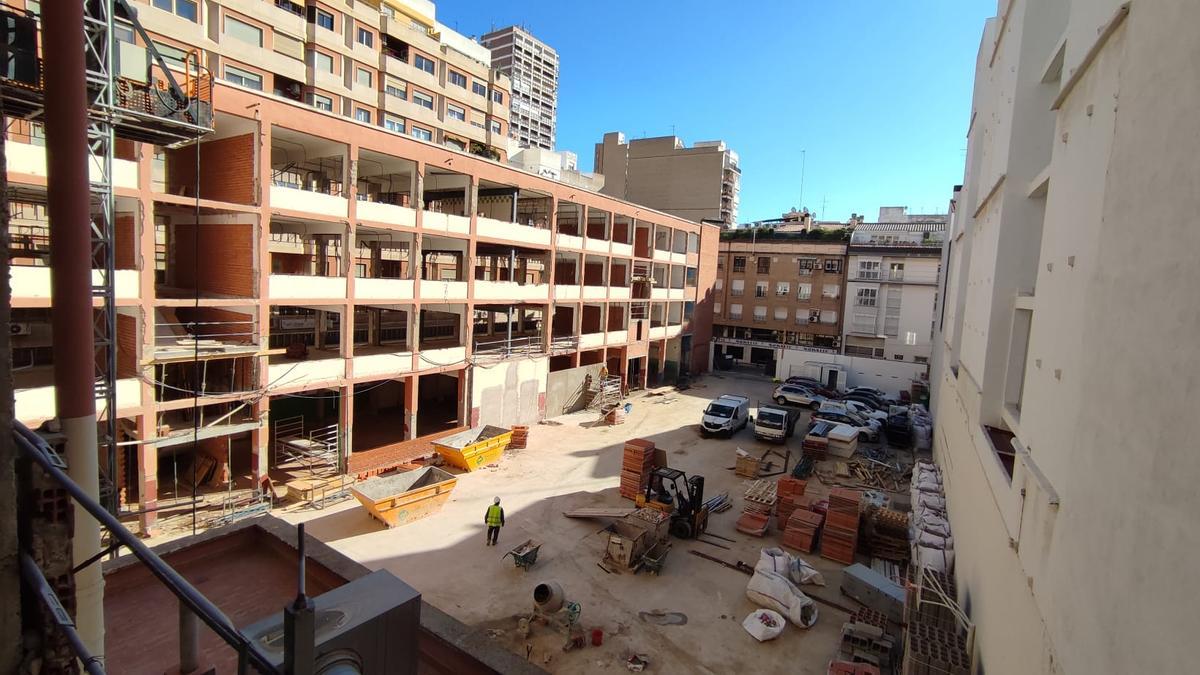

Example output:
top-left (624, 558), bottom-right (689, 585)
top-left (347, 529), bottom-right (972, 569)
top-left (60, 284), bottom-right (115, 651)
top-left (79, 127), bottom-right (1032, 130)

top-left (480, 25), bottom-right (558, 150)
top-left (594, 132), bottom-right (741, 227)
top-left (710, 239), bottom-right (847, 375)
top-left (842, 218), bottom-right (945, 364)
top-left (119, 0), bottom-right (513, 158)
top-left (931, 1), bottom-right (1198, 673)
top-left (2, 0), bottom-right (717, 537)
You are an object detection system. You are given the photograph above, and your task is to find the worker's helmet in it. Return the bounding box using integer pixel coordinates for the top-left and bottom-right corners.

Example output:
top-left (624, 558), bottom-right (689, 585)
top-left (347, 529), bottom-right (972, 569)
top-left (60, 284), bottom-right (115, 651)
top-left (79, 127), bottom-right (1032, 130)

top-left (494, 497), bottom-right (501, 505)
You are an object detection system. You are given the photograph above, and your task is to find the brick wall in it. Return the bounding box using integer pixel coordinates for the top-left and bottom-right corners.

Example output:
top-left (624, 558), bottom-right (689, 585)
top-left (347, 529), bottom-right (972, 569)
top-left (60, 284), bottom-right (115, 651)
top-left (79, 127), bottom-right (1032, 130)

top-left (690, 224), bottom-right (721, 374)
top-left (115, 214), bottom-right (136, 270)
top-left (116, 313), bottom-right (138, 377)
top-left (167, 134), bottom-right (256, 205)
top-left (172, 223), bottom-right (255, 297)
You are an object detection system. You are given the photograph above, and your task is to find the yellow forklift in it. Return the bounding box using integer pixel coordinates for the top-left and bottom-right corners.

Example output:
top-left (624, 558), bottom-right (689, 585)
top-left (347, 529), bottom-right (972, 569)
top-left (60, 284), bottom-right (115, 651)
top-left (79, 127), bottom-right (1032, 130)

top-left (636, 467), bottom-right (709, 539)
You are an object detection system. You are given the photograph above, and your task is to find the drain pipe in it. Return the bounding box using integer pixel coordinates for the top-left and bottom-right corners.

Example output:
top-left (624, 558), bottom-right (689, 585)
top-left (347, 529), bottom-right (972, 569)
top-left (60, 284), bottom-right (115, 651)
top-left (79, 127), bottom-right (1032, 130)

top-left (42, 0), bottom-right (105, 658)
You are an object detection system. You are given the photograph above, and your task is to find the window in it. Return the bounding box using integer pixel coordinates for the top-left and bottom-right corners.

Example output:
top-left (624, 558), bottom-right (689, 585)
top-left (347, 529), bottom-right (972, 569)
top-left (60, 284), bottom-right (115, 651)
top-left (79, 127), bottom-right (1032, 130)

top-left (384, 114), bottom-right (404, 133)
top-left (354, 108), bottom-right (371, 123)
top-left (915, 356), bottom-right (928, 364)
top-left (798, 258), bottom-right (816, 275)
top-left (472, 81), bottom-right (487, 96)
top-left (356, 68), bottom-right (372, 88)
top-left (774, 307), bottom-right (787, 320)
top-left (411, 126), bottom-right (432, 141)
top-left (824, 258), bottom-right (842, 274)
top-left (153, 0), bottom-right (197, 22)
top-left (356, 27), bottom-right (374, 48)
top-left (717, 257), bottom-right (725, 270)
top-left (809, 309), bottom-right (821, 323)
top-left (309, 93), bottom-right (333, 111)
top-left (224, 65), bottom-right (263, 90)
top-left (385, 79), bottom-right (406, 99)
top-left (490, 120), bottom-right (502, 134)
top-left (686, 267), bottom-right (698, 287)
top-left (905, 331), bottom-right (918, 346)
top-left (491, 89), bottom-right (504, 104)
top-left (309, 7), bottom-right (334, 31)
top-left (894, 354), bottom-right (905, 361)
top-left (152, 42), bottom-right (198, 73)
top-left (449, 71), bottom-right (467, 88)
top-left (688, 233), bottom-right (700, 253)
top-left (413, 91), bottom-right (434, 109)
top-left (224, 16), bottom-right (263, 47)
top-left (447, 103), bottom-right (465, 121)
top-left (797, 283), bottom-right (812, 300)
top-left (732, 256), bottom-right (746, 272)
top-left (414, 54), bottom-right (435, 74)
top-left (714, 302), bottom-right (722, 315)
top-left (714, 278), bottom-right (723, 290)
top-left (857, 260), bottom-right (881, 280)
top-left (729, 304), bottom-right (742, 320)
top-left (445, 137), bottom-right (466, 150)
top-left (754, 281), bottom-right (768, 298)
top-left (274, 33), bottom-right (304, 60)
top-left (753, 306), bottom-right (767, 322)
top-left (855, 288), bottom-right (878, 307)
top-left (776, 282), bottom-right (790, 296)
top-left (820, 310), bottom-right (838, 324)
top-left (889, 263), bottom-right (906, 281)
top-left (756, 256), bottom-right (770, 274)
top-left (822, 284), bottom-right (840, 299)
top-left (730, 279), bottom-right (744, 297)
top-left (311, 50), bottom-right (334, 73)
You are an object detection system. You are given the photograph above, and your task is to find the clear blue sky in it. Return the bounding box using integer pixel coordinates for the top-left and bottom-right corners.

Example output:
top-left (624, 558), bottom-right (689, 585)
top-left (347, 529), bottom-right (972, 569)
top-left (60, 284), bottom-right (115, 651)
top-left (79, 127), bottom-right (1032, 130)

top-left (440, 0), bottom-right (995, 223)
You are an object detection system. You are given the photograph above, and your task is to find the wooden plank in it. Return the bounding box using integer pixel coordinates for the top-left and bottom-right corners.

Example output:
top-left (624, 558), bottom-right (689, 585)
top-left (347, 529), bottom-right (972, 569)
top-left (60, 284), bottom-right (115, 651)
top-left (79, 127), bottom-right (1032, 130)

top-left (563, 507), bottom-right (637, 519)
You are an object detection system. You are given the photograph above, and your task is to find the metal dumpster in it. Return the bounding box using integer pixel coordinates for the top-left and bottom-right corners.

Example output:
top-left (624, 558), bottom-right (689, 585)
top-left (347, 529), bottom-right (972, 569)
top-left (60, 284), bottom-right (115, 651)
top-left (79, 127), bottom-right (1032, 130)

top-left (350, 466), bottom-right (457, 528)
top-left (432, 425), bottom-right (513, 471)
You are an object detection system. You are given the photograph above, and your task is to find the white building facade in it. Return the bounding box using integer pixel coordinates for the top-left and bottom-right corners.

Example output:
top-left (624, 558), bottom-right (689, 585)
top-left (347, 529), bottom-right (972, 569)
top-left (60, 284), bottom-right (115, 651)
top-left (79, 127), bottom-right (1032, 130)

top-left (480, 25), bottom-right (558, 150)
top-left (843, 221), bottom-right (945, 365)
top-left (931, 1), bottom-right (1200, 673)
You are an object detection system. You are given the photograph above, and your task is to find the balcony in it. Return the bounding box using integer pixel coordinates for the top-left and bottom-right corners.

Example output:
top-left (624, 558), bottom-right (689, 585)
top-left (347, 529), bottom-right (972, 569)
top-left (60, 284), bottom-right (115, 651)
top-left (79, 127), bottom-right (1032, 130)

top-left (270, 127), bottom-right (348, 218)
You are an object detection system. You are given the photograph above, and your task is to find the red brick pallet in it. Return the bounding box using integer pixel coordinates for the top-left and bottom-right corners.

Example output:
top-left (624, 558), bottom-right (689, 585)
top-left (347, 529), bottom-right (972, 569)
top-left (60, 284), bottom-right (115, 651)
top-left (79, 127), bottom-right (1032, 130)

top-left (619, 439), bottom-right (656, 500)
top-left (774, 477), bottom-right (808, 529)
top-left (735, 510), bottom-right (770, 536)
top-left (781, 509), bottom-right (824, 553)
top-left (509, 425), bottom-right (529, 449)
top-left (821, 507), bottom-right (860, 565)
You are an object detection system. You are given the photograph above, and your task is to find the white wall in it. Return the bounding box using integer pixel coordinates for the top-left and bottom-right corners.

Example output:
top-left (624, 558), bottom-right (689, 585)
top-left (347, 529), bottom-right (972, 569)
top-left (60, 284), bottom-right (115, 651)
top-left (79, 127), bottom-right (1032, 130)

top-left (774, 350), bottom-right (927, 398)
top-left (470, 356), bottom-right (548, 427)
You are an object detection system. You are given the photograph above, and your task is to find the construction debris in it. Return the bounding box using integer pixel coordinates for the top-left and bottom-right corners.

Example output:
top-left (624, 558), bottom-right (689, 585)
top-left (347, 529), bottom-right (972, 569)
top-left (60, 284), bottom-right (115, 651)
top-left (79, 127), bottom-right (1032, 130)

top-left (509, 425), bottom-right (529, 449)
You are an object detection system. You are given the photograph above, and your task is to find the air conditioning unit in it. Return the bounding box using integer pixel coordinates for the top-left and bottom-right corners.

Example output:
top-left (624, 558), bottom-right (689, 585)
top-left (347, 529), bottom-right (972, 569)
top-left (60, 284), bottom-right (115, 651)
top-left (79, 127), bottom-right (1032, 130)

top-left (243, 569), bottom-right (421, 675)
top-left (10, 323), bottom-right (32, 336)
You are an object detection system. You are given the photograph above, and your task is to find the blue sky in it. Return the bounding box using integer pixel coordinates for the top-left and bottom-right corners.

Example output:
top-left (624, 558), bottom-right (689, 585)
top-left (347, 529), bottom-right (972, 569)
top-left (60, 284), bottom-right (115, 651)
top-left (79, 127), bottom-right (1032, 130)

top-left (440, 0), bottom-right (995, 223)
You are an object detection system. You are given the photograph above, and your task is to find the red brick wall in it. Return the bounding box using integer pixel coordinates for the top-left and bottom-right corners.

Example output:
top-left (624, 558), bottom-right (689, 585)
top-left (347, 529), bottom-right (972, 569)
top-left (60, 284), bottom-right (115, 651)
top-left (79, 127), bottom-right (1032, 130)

top-left (167, 134), bottom-right (256, 205)
top-left (115, 214), bottom-right (137, 270)
top-left (116, 313), bottom-right (138, 377)
top-left (690, 224), bottom-right (720, 374)
top-left (173, 223), bottom-right (255, 297)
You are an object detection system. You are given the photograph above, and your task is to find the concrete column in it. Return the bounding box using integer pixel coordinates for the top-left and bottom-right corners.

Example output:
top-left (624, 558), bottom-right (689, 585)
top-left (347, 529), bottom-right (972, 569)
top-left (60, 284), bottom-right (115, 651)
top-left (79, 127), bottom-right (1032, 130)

top-left (137, 414), bottom-right (158, 536)
top-left (509, 188), bottom-right (518, 223)
top-left (368, 308), bottom-right (380, 346)
top-left (414, 162), bottom-right (425, 209)
top-left (251, 400), bottom-right (268, 484)
top-left (457, 370), bottom-right (469, 427)
top-left (404, 376), bottom-right (418, 439)
top-left (339, 386), bottom-right (354, 472)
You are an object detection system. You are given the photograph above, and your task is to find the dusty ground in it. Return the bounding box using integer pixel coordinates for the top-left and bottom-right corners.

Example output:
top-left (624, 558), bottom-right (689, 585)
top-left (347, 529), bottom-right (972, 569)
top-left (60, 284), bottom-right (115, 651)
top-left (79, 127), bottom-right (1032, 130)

top-left (282, 372), bottom-right (888, 674)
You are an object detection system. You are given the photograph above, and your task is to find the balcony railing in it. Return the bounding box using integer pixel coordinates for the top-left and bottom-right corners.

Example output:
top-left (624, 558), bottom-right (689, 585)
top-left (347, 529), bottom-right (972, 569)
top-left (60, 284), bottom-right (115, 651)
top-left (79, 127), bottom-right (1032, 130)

top-left (752, 316), bottom-right (767, 323)
top-left (729, 290), bottom-right (744, 297)
top-left (14, 422), bottom-right (280, 674)
top-left (549, 335), bottom-right (580, 352)
top-left (474, 335), bottom-right (545, 358)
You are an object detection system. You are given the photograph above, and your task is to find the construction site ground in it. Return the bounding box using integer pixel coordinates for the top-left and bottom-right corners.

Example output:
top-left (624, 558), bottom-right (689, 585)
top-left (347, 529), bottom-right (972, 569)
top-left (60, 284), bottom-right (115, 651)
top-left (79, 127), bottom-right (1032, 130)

top-left (283, 373), bottom-right (896, 674)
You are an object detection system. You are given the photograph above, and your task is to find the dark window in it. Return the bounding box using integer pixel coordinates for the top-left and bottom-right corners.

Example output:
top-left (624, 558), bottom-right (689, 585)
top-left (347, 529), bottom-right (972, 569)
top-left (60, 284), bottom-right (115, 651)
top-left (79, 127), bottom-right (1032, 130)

top-left (757, 257), bottom-right (770, 274)
top-left (824, 258), bottom-right (842, 274)
top-left (449, 71), bottom-right (467, 88)
top-left (308, 7), bottom-right (334, 30)
top-left (491, 89), bottom-right (503, 104)
top-left (414, 54), bottom-right (435, 74)
top-left (356, 27), bottom-right (374, 47)
top-left (472, 81), bottom-right (487, 96)
top-left (732, 256), bottom-right (746, 272)
top-left (154, 0), bottom-right (197, 22)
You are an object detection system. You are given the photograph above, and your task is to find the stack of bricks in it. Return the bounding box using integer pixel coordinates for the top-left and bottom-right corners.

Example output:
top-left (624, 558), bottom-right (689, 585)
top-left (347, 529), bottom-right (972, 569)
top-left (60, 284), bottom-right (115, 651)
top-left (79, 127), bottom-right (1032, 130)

top-left (838, 620), bottom-right (896, 672)
top-left (851, 607), bottom-right (889, 634)
top-left (736, 479), bottom-right (776, 536)
top-left (509, 425), bottom-right (529, 449)
top-left (781, 509), bottom-right (824, 553)
top-left (864, 506), bottom-right (910, 562)
top-left (903, 623), bottom-right (970, 675)
top-left (619, 439), bottom-right (655, 500)
top-left (827, 662), bottom-right (880, 675)
top-left (821, 488), bottom-right (863, 564)
top-left (774, 477), bottom-right (807, 527)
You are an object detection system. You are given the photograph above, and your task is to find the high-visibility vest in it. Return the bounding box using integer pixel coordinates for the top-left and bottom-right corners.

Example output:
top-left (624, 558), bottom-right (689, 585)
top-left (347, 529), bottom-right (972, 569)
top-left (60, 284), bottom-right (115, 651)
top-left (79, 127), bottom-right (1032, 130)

top-left (486, 504), bottom-right (504, 527)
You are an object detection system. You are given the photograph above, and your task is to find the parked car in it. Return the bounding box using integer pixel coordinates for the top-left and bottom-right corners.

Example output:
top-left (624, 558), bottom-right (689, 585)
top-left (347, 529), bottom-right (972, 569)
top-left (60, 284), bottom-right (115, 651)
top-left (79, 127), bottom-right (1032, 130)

top-left (785, 376), bottom-right (823, 388)
top-left (700, 395), bottom-right (751, 436)
top-left (841, 392), bottom-right (887, 411)
top-left (753, 404), bottom-right (801, 443)
top-left (773, 384), bottom-right (826, 408)
top-left (842, 400), bottom-right (888, 421)
top-left (812, 402), bottom-right (880, 441)
top-left (847, 386), bottom-right (889, 399)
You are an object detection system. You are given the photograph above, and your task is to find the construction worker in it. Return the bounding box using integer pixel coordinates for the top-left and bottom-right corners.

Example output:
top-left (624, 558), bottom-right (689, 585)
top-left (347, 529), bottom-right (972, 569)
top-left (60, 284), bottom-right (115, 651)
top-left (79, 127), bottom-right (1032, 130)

top-left (484, 497), bottom-right (505, 546)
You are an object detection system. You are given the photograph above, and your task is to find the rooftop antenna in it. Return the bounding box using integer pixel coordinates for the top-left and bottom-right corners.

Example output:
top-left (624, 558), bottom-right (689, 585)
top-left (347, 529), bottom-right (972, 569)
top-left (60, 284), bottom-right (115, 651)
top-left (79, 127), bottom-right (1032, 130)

top-left (798, 149), bottom-right (807, 212)
top-left (821, 195), bottom-right (827, 220)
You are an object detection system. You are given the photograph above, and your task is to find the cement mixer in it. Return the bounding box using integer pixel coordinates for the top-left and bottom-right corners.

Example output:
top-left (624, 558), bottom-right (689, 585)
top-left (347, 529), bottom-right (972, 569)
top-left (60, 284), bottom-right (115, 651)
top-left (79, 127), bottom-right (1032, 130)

top-left (522, 581), bottom-right (584, 650)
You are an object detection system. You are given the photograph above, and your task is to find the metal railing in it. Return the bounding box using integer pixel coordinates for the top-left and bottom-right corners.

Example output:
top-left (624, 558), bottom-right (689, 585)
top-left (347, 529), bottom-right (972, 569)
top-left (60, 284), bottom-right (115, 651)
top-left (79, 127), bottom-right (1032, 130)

top-left (473, 335), bottom-right (545, 358)
top-left (154, 320), bottom-right (257, 348)
top-left (14, 422), bottom-right (280, 674)
top-left (548, 335), bottom-right (580, 352)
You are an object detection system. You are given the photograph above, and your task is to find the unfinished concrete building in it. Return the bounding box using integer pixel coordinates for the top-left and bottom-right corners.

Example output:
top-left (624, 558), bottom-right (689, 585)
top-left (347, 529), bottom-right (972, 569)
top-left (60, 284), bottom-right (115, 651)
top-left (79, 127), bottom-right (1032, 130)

top-left (4, 1), bottom-right (718, 541)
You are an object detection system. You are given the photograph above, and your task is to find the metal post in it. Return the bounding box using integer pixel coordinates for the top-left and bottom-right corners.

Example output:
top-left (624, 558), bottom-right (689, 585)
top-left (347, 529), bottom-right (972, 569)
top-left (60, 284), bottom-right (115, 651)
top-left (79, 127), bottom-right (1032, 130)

top-left (284, 524), bottom-right (315, 675)
top-left (179, 602), bottom-right (199, 673)
top-left (43, 0), bottom-right (105, 658)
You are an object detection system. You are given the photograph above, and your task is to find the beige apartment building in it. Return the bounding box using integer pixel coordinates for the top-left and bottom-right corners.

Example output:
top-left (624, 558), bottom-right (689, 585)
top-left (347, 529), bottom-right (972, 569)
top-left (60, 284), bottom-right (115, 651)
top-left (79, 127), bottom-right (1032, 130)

top-left (480, 24), bottom-right (559, 151)
top-left (594, 131), bottom-right (740, 227)
top-left (1, 0), bottom-right (718, 539)
top-left (932, 1), bottom-right (1199, 673)
top-left (123, 0), bottom-right (513, 158)
top-left (710, 239), bottom-right (846, 375)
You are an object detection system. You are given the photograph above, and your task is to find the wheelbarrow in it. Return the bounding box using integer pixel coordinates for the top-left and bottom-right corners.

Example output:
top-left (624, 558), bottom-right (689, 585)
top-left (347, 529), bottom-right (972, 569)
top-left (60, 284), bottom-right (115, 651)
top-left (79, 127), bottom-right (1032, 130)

top-left (638, 541), bottom-right (671, 576)
top-left (503, 539), bottom-right (543, 571)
